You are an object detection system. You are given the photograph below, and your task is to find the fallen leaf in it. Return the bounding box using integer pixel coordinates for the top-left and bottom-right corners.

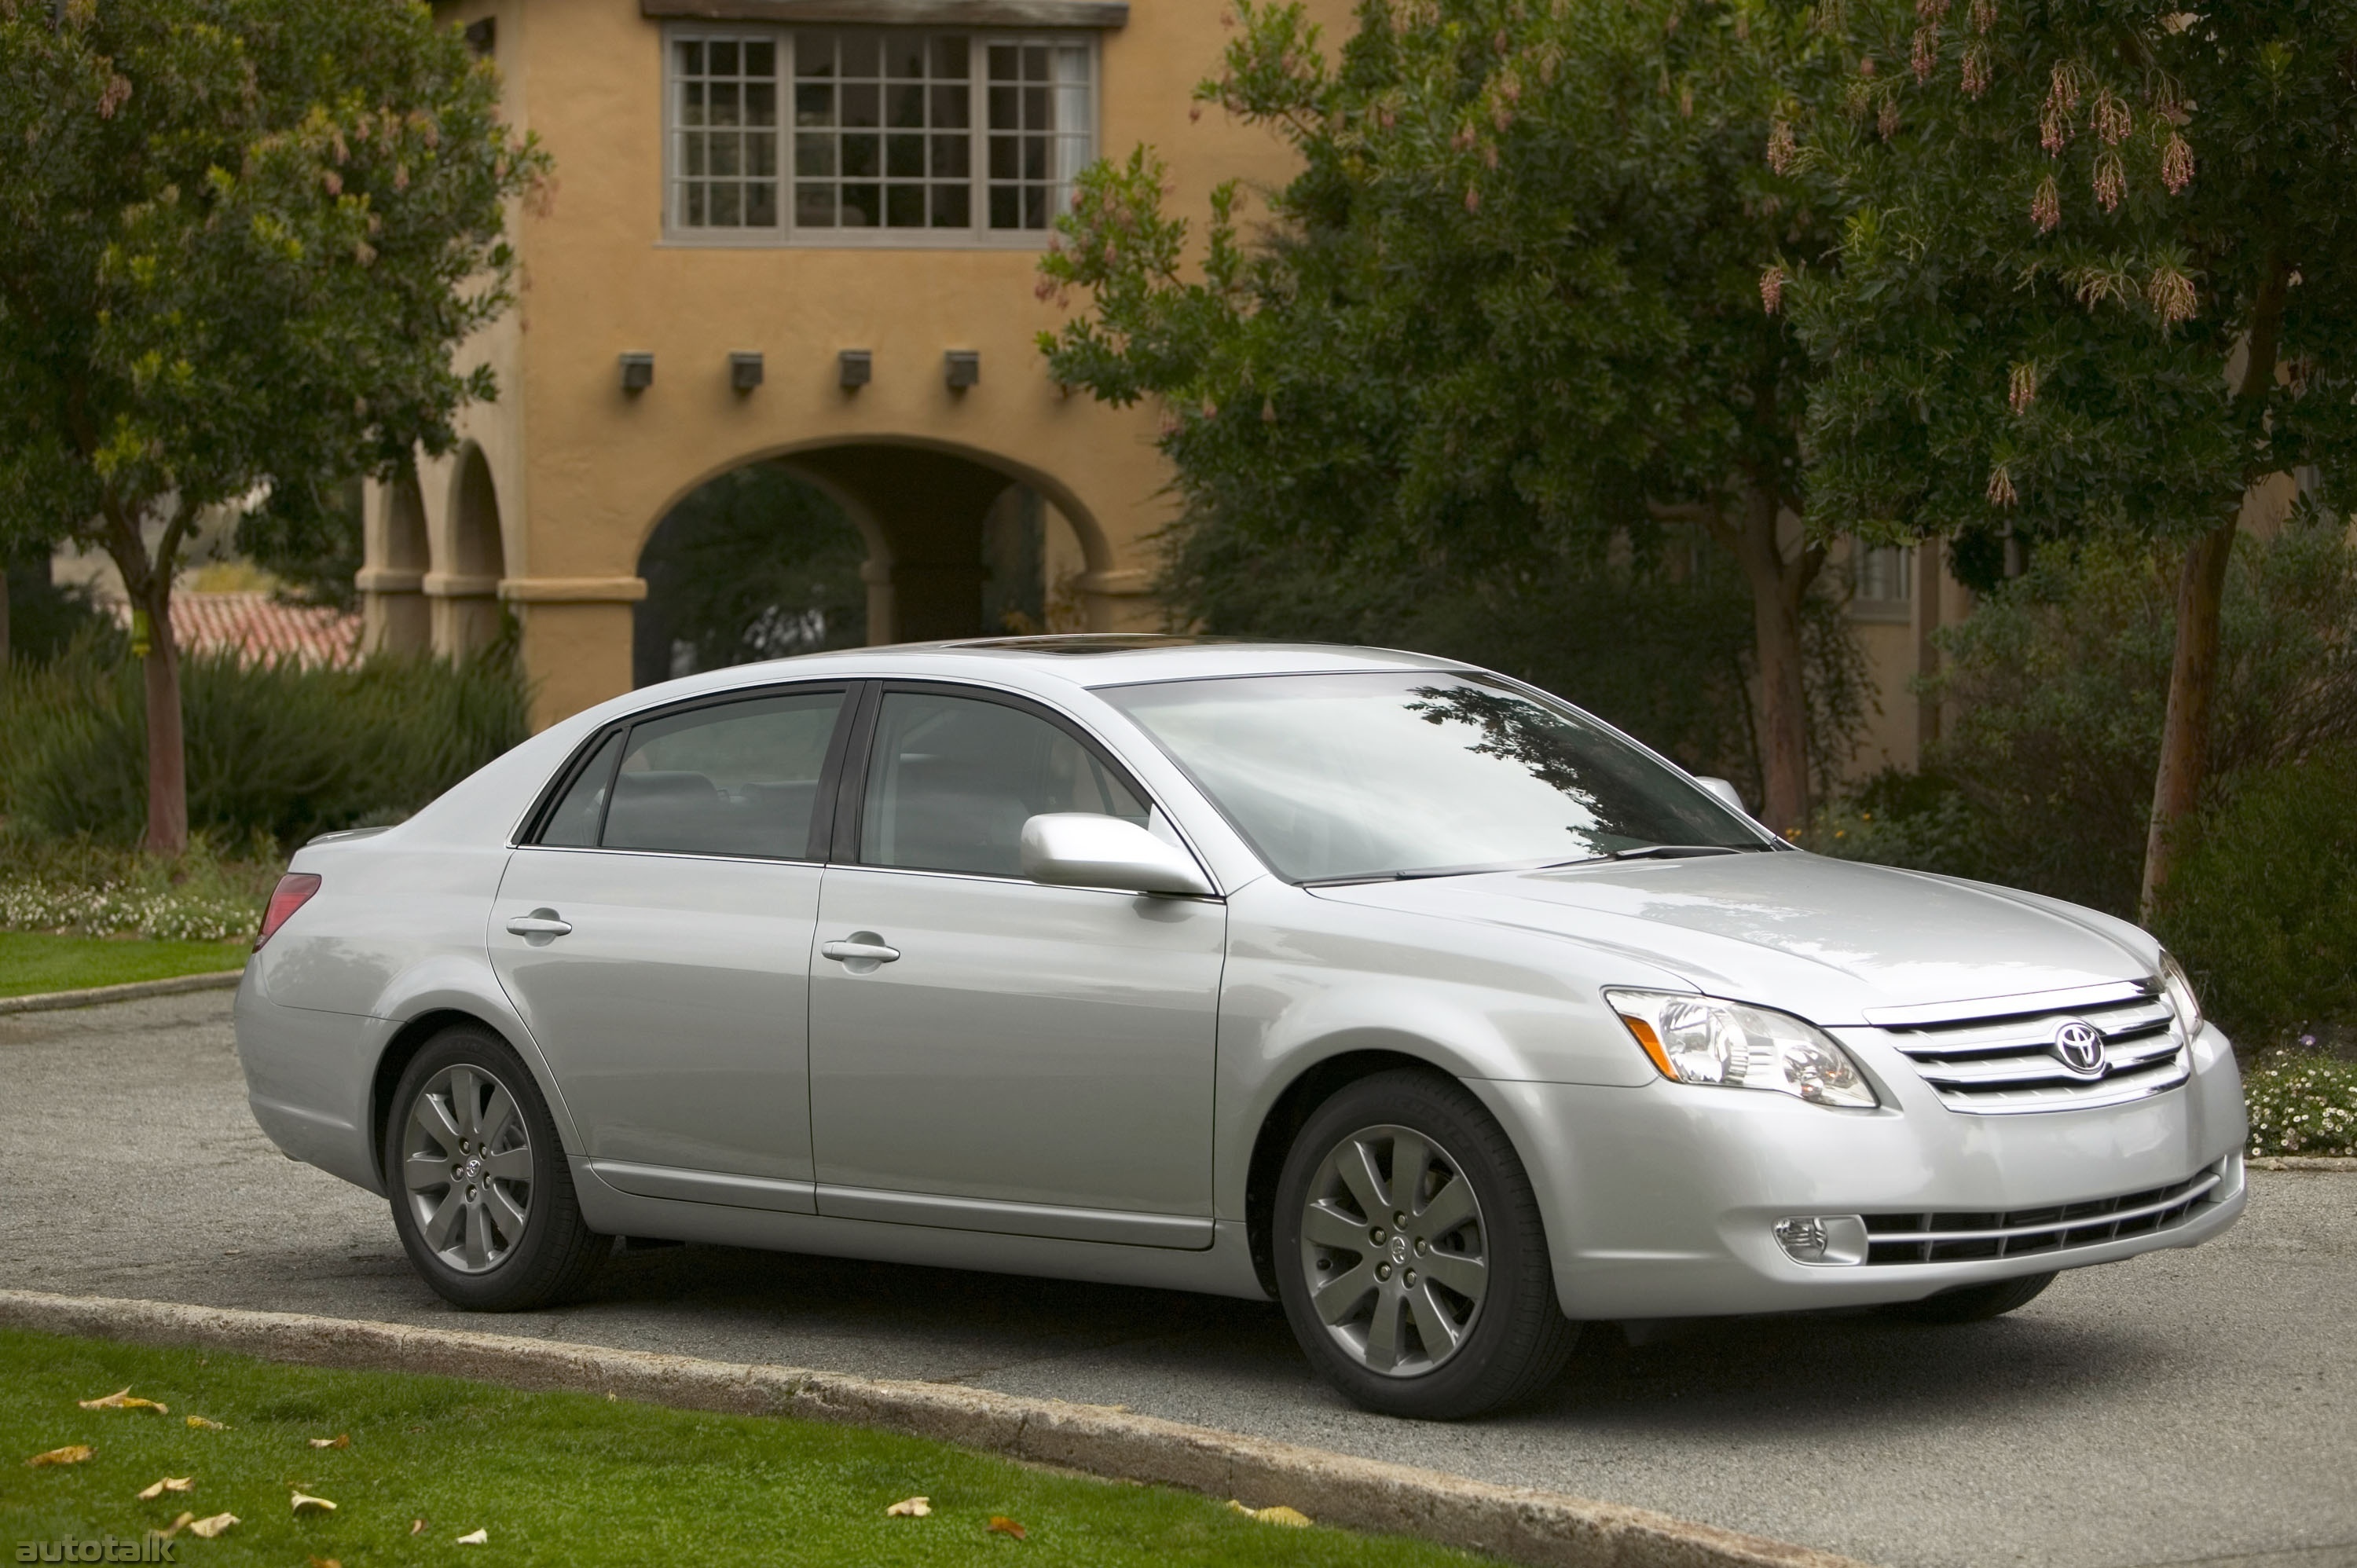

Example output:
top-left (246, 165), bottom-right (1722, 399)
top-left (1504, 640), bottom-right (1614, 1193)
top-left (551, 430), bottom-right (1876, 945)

top-left (310, 1559), bottom-right (343, 1568)
top-left (27, 1445), bottom-right (94, 1467)
top-left (409, 1519), bottom-right (427, 1536)
top-left (79, 1387), bottom-right (168, 1415)
top-left (307, 1434), bottom-right (350, 1449)
top-left (185, 1513), bottom-right (239, 1539)
top-left (161, 1512), bottom-right (196, 1538)
top-left (137, 1476), bottom-right (195, 1500)
top-left (455, 1527), bottom-right (489, 1545)
top-left (185, 1416), bottom-right (225, 1431)
top-left (987, 1515), bottom-right (1028, 1541)
top-left (885, 1496), bottom-right (932, 1517)
top-left (292, 1489), bottom-right (338, 1515)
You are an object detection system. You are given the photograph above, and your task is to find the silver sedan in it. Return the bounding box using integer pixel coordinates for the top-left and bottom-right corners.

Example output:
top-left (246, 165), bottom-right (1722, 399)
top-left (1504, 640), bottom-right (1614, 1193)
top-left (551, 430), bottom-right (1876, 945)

top-left (236, 638), bottom-right (2246, 1418)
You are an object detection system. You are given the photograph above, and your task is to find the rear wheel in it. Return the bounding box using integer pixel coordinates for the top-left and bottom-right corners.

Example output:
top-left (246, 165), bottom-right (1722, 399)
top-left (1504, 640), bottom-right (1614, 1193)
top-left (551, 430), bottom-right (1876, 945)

top-left (1273, 1070), bottom-right (1577, 1419)
top-left (384, 1024), bottom-right (604, 1311)
top-left (1879, 1271), bottom-right (2056, 1324)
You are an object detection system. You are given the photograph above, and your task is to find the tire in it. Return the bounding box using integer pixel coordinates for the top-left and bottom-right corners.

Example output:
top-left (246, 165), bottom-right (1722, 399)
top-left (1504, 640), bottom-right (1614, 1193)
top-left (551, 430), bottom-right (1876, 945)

top-left (383, 1024), bottom-right (605, 1311)
top-left (1879, 1270), bottom-right (2056, 1324)
top-left (1273, 1069), bottom-right (1578, 1419)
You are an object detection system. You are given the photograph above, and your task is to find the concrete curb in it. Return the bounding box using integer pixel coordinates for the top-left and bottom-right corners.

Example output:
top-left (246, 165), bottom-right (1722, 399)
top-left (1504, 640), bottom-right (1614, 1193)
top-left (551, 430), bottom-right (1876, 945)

top-left (0, 969), bottom-right (243, 1017)
top-left (0, 1289), bottom-right (1868, 1568)
top-left (2251, 1156), bottom-right (2357, 1171)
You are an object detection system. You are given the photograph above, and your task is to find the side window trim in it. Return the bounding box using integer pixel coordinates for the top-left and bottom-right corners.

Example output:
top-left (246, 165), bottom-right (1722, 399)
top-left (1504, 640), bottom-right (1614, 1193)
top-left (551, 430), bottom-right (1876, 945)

top-left (515, 681), bottom-right (858, 857)
top-left (836, 679), bottom-right (1157, 875)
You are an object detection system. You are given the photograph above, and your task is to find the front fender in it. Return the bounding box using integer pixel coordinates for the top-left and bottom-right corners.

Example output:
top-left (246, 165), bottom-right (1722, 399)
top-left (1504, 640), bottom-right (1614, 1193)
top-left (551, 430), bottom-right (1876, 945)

top-left (1212, 879), bottom-right (1680, 1224)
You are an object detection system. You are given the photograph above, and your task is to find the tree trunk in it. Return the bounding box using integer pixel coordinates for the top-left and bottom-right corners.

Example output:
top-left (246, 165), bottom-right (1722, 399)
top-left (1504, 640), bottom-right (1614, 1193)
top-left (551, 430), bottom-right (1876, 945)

top-left (2138, 264), bottom-right (2288, 919)
top-left (138, 570), bottom-right (189, 857)
top-left (1732, 486), bottom-right (1816, 836)
top-left (0, 564), bottom-right (11, 670)
top-left (2139, 520), bottom-right (2235, 918)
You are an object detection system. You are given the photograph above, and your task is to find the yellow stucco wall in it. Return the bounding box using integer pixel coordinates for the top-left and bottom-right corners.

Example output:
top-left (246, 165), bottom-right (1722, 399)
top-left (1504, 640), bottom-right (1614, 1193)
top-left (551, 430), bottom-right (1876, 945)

top-left (371, 0), bottom-right (1354, 729)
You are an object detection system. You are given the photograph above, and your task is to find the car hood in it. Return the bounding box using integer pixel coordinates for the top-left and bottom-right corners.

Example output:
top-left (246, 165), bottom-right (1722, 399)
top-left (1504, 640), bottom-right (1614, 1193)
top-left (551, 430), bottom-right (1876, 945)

top-left (1307, 852), bottom-right (2155, 1024)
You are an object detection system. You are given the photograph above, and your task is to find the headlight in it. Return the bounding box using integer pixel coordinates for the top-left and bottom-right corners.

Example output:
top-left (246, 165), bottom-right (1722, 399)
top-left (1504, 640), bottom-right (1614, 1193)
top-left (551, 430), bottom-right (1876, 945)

top-left (2157, 950), bottom-right (2203, 1036)
top-left (1603, 989), bottom-right (1879, 1109)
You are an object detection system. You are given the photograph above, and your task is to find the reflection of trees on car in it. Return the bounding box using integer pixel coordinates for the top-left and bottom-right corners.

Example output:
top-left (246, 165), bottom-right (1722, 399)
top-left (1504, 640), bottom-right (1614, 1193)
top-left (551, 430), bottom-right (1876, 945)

top-left (1406, 684), bottom-right (1735, 851)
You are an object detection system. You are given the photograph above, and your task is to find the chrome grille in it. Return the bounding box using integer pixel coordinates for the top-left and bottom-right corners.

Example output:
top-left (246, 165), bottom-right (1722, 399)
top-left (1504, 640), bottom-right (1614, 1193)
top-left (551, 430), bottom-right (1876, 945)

top-left (1873, 990), bottom-right (2188, 1114)
top-left (1861, 1167), bottom-right (2223, 1265)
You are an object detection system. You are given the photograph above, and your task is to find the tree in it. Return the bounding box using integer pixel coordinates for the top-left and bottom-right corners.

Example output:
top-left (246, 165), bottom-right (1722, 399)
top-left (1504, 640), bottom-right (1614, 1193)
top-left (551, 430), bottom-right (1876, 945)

top-left (1036, 0), bottom-right (1853, 832)
top-left (1786, 0), bottom-right (2357, 912)
top-left (0, 0), bottom-right (544, 853)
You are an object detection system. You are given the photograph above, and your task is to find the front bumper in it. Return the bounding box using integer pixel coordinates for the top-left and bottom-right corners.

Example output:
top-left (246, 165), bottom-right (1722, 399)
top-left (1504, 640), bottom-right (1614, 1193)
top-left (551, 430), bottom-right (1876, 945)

top-left (1480, 1020), bottom-right (2248, 1319)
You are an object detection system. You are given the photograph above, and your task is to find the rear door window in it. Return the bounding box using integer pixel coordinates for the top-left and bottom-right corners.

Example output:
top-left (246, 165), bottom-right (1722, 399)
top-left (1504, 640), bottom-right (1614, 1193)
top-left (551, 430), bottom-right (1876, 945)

top-left (541, 690), bottom-right (848, 859)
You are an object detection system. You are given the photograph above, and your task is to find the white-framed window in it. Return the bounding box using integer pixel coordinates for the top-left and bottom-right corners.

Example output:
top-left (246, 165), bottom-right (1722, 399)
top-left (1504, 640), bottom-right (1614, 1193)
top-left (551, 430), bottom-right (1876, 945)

top-left (665, 25), bottom-right (1097, 246)
top-left (1849, 540), bottom-right (1915, 618)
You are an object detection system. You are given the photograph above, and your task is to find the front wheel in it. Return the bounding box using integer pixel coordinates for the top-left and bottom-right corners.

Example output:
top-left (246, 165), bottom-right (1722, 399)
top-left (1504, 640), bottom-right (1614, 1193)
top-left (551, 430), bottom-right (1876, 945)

top-left (1273, 1070), bottom-right (1577, 1420)
top-left (384, 1024), bottom-right (604, 1311)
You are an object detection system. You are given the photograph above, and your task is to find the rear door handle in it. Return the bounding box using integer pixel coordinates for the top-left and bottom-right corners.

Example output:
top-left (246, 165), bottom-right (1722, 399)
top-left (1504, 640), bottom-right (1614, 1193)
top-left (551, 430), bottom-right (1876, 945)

top-left (820, 939), bottom-right (900, 964)
top-left (506, 911), bottom-right (574, 937)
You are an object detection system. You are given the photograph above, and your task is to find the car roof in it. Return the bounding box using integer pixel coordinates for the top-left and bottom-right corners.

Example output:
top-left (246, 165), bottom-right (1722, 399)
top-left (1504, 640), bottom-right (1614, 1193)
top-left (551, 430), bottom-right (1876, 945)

top-left (673, 636), bottom-right (1477, 692)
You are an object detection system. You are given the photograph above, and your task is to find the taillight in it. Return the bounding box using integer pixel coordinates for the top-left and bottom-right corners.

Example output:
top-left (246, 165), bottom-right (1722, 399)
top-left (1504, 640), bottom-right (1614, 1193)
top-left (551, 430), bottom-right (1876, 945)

top-left (255, 873), bottom-right (322, 950)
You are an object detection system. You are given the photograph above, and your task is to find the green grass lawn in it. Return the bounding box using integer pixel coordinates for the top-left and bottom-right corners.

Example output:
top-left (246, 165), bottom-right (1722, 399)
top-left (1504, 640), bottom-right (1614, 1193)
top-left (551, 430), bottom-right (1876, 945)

top-left (0, 1330), bottom-right (1487, 1566)
top-left (0, 932), bottom-right (247, 998)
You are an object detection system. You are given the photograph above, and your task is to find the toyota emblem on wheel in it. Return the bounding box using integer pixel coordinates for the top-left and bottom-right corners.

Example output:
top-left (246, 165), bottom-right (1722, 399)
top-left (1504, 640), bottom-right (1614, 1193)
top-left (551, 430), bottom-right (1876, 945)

top-left (2052, 1020), bottom-right (2109, 1076)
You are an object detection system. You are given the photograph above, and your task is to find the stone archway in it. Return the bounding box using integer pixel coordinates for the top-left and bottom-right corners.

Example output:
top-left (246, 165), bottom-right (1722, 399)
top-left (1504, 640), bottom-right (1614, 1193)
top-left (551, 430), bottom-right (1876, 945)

top-left (434, 444), bottom-right (507, 657)
top-left (632, 438), bottom-right (1102, 679)
top-left (361, 464), bottom-right (431, 655)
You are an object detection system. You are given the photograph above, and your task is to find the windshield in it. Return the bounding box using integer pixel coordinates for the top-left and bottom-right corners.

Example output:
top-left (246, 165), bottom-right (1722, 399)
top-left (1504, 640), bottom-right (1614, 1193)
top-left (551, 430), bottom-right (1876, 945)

top-left (1101, 672), bottom-right (1770, 883)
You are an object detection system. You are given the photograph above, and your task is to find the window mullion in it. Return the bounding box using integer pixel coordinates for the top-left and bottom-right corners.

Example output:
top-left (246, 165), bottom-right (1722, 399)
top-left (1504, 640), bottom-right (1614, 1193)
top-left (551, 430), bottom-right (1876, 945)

top-left (968, 33), bottom-right (986, 244)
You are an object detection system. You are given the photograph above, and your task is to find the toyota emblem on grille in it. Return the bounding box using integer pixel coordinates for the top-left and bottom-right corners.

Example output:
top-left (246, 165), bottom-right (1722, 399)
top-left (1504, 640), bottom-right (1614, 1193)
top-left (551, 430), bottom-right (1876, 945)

top-left (2051, 1020), bottom-right (2109, 1076)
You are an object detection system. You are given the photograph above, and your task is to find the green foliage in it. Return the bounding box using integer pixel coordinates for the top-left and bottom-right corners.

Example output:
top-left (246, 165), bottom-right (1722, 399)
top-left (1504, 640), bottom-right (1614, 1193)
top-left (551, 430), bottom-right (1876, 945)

top-left (1037, 0), bottom-right (1867, 813)
top-left (1160, 524), bottom-right (1869, 802)
top-left (2239, 1047), bottom-right (2357, 1156)
top-left (1817, 521), bottom-right (2357, 915)
top-left (634, 463), bottom-right (867, 684)
top-left (1787, 0), bottom-right (2357, 546)
top-left (2152, 746), bottom-right (2357, 1045)
top-left (0, 0), bottom-right (547, 556)
top-left (0, 828), bottom-right (274, 943)
top-left (237, 476), bottom-right (366, 611)
top-left (2, 555), bottom-right (108, 665)
top-left (0, 1329), bottom-right (1490, 1566)
top-left (0, 633), bottom-right (526, 848)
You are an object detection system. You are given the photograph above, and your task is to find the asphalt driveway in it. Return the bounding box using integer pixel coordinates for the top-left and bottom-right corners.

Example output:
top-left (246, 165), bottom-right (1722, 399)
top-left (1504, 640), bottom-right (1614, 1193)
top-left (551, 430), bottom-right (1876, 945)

top-left (2, 991), bottom-right (2350, 1568)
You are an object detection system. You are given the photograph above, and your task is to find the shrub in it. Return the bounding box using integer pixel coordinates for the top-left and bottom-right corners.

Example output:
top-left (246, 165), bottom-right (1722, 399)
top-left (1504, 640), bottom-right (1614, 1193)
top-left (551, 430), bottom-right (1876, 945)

top-left (2151, 746), bottom-right (2357, 1046)
top-left (1820, 519), bottom-right (2357, 917)
top-left (0, 632), bottom-right (527, 848)
top-left (2241, 1047), bottom-right (2357, 1157)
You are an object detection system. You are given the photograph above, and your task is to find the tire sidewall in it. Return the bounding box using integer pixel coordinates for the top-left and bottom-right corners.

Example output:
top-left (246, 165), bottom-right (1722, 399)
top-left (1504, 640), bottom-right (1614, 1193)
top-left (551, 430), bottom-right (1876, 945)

top-left (1273, 1070), bottom-right (1564, 1419)
top-left (384, 1026), bottom-right (580, 1311)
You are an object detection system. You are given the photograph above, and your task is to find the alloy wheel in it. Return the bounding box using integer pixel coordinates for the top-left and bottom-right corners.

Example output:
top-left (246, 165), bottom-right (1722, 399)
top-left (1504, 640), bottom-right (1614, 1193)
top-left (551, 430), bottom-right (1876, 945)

top-left (1296, 1123), bottom-right (1489, 1376)
top-left (400, 1064), bottom-right (533, 1273)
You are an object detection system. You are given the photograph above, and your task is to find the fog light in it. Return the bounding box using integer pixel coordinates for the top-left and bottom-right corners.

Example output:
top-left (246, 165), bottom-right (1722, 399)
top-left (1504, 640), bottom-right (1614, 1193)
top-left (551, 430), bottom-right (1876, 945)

top-left (1774, 1214), bottom-right (1868, 1266)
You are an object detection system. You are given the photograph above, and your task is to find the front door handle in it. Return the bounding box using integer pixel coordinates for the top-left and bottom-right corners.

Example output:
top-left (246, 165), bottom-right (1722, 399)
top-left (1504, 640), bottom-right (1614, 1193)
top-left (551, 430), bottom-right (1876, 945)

top-left (820, 937), bottom-right (901, 965)
top-left (506, 910), bottom-right (574, 937)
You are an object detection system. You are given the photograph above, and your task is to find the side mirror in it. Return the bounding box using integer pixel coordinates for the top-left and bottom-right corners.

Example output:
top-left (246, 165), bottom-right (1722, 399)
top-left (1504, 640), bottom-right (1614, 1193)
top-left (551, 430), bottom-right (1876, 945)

top-left (1021, 813), bottom-right (1215, 897)
top-left (1695, 776), bottom-right (1747, 815)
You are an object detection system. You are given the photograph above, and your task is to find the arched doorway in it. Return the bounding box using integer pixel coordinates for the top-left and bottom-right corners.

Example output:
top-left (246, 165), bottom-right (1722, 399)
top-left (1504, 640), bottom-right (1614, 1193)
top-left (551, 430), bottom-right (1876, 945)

top-left (435, 444), bottom-right (507, 657)
top-left (634, 443), bottom-right (1079, 687)
top-left (634, 462), bottom-right (871, 687)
